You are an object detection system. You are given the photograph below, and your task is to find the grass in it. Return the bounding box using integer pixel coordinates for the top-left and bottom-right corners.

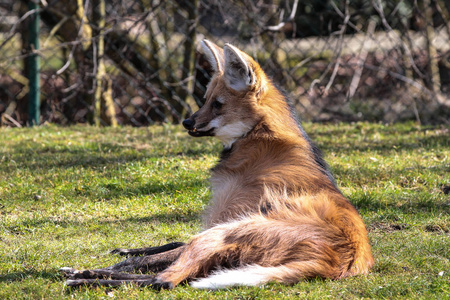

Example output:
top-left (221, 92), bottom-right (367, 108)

top-left (0, 122), bottom-right (448, 299)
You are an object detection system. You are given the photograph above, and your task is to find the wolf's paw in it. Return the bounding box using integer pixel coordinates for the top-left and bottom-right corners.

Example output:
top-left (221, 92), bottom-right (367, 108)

top-left (110, 248), bottom-right (128, 256)
top-left (146, 278), bottom-right (174, 290)
top-left (59, 267), bottom-right (79, 278)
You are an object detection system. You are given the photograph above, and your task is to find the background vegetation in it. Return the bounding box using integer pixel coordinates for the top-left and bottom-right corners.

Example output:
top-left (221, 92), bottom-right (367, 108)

top-left (1, 0), bottom-right (449, 126)
top-left (0, 122), bottom-right (448, 299)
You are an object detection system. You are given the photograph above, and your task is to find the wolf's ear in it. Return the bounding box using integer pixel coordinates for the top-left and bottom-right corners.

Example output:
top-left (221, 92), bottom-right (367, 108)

top-left (201, 40), bottom-right (224, 73)
top-left (223, 44), bottom-right (256, 92)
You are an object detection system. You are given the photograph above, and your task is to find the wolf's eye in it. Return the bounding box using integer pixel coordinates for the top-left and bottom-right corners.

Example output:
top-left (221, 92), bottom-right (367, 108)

top-left (212, 100), bottom-right (223, 110)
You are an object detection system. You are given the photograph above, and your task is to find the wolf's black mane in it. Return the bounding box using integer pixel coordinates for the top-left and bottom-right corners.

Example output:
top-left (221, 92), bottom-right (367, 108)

top-left (275, 84), bottom-right (338, 189)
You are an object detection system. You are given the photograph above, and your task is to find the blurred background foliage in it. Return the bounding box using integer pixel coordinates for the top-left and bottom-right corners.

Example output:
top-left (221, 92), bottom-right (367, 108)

top-left (0, 0), bottom-right (449, 126)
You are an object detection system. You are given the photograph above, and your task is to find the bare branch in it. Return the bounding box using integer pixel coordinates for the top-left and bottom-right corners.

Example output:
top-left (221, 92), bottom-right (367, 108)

top-left (55, 0), bottom-right (91, 75)
top-left (0, 8), bottom-right (41, 51)
top-left (347, 19), bottom-right (377, 99)
top-left (323, 2), bottom-right (351, 94)
top-left (265, 0), bottom-right (299, 32)
top-left (373, 0), bottom-right (425, 77)
top-left (2, 114), bottom-right (22, 128)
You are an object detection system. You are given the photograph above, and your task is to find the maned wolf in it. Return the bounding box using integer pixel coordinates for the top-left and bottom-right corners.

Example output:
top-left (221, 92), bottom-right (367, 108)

top-left (63, 40), bottom-right (374, 289)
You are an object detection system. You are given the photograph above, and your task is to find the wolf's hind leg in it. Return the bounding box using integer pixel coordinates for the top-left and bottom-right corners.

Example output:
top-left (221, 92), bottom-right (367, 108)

top-left (62, 245), bottom-right (186, 288)
top-left (111, 241), bottom-right (186, 257)
top-left (106, 245), bottom-right (185, 273)
top-left (63, 269), bottom-right (155, 280)
top-left (66, 277), bottom-right (170, 290)
top-left (152, 218), bottom-right (264, 288)
top-left (152, 215), bottom-right (346, 289)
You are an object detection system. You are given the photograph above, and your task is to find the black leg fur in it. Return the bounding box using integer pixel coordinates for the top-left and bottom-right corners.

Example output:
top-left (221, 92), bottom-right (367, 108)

top-left (66, 277), bottom-right (173, 290)
top-left (61, 269), bottom-right (154, 280)
top-left (62, 245), bottom-right (185, 288)
top-left (106, 245), bottom-right (185, 273)
top-left (111, 242), bottom-right (186, 257)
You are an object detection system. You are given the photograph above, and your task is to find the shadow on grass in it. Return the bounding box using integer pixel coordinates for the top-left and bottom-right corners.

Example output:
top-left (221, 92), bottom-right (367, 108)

top-left (6, 209), bottom-right (202, 236)
top-left (350, 191), bottom-right (450, 214)
top-left (122, 211), bottom-right (201, 225)
top-left (0, 137), bottom-right (217, 173)
top-left (98, 176), bottom-right (207, 199)
top-left (317, 132), bottom-right (449, 154)
top-left (0, 269), bottom-right (61, 283)
top-left (65, 174), bottom-right (209, 204)
top-left (333, 164), bottom-right (449, 184)
top-left (313, 126), bottom-right (448, 153)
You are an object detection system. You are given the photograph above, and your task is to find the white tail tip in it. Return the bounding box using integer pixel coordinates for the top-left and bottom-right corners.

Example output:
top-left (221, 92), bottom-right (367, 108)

top-left (190, 265), bottom-right (273, 289)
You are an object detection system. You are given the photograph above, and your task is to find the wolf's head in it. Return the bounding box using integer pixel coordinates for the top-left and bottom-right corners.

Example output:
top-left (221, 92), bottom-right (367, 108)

top-left (182, 40), bottom-right (269, 149)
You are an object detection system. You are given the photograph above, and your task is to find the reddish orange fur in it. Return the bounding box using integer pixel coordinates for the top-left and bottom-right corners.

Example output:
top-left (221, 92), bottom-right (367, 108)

top-left (156, 41), bottom-right (374, 288)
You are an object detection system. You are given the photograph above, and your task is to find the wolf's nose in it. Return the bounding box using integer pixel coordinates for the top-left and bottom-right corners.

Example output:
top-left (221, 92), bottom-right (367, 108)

top-left (182, 119), bottom-right (195, 130)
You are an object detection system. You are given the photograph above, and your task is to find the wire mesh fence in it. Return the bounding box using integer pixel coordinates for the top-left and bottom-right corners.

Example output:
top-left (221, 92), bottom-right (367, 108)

top-left (0, 0), bottom-right (449, 127)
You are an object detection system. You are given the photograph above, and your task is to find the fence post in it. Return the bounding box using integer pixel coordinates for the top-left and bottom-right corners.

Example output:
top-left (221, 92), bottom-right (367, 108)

top-left (28, 1), bottom-right (40, 126)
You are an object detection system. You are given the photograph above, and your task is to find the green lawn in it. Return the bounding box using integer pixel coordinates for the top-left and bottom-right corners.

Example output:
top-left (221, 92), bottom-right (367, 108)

top-left (0, 122), bottom-right (448, 299)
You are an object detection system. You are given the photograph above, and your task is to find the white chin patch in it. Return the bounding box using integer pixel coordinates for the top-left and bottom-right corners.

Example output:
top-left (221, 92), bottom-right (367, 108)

top-left (215, 121), bottom-right (252, 148)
